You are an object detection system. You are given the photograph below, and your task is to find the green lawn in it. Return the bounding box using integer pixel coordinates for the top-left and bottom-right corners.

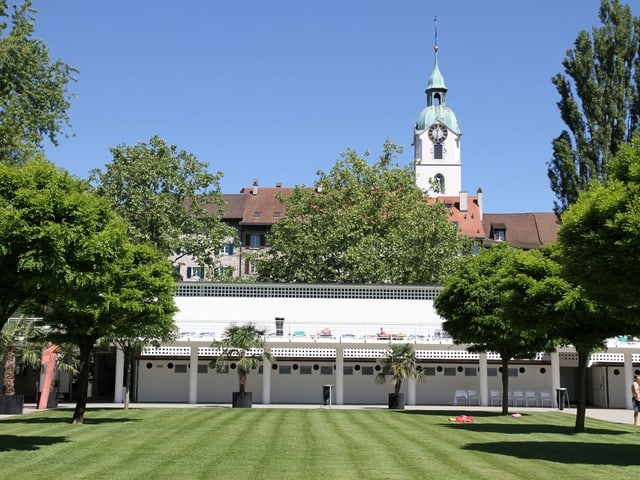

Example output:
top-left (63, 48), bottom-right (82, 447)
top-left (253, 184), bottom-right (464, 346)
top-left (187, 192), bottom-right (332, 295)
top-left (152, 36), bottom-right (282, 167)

top-left (1, 407), bottom-right (639, 479)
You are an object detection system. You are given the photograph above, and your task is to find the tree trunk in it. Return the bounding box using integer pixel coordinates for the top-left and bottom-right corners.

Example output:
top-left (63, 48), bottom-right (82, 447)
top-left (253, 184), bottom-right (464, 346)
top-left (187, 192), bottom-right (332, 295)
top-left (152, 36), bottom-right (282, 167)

top-left (3, 348), bottom-right (16, 395)
top-left (501, 356), bottom-right (510, 415)
top-left (574, 349), bottom-right (589, 433)
top-left (124, 346), bottom-right (132, 410)
top-left (238, 367), bottom-right (247, 394)
top-left (72, 338), bottom-right (93, 424)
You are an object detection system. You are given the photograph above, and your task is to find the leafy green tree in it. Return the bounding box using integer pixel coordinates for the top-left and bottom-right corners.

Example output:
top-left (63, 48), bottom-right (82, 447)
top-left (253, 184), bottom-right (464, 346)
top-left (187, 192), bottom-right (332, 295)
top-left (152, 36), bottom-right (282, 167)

top-left (40, 241), bottom-right (177, 424)
top-left (256, 141), bottom-right (471, 283)
top-left (0, 158), bottom-right (125, 332)
top-left (556, 137), bottom-right (640, 433)
top-left (558, 136), bottom-right (640, 312)
top-left (548, 0), bottom-right (640, 214)
top-left (102, 244), bottom-right (178, 409)
top-left (90, 135), bottom-right (235, 277)
top-left (0, 0), bottom-right (76, 164)
top-left (375, 343), bottom-right (425, 395)
top-left (434, 244), bottom-right (555, 415)
top-left (492, 244), bottom-right (612, 432)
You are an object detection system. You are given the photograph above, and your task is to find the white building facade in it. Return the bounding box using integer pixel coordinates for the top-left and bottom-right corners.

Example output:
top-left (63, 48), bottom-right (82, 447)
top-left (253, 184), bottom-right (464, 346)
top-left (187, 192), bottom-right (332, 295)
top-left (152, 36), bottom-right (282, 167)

top-left (118, 283), bottom-right (640, 409)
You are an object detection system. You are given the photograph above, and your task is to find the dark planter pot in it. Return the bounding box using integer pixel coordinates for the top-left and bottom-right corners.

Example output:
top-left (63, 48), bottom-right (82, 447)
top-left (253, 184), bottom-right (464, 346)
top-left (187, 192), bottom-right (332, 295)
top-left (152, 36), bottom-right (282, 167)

top-left (0, 394), bottom-right (24, 415)
top-left (388, 392), bottom-right (405, 410)
top-left (232, 391), bottom-right (252, 408)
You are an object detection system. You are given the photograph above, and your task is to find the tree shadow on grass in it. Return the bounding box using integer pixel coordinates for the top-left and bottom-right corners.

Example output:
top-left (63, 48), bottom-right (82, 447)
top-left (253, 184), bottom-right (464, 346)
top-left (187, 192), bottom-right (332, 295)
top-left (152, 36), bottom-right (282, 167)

top-left (0, 409), bottom-right (141, 425)
top-left (0, 434), bottom-right (69, 451)
top-left (445, 422), bottom-right (623, 435)
top-left (463, 441), bottom-right (639, 466)
top-left (397, 410), bottom-right (624, 435)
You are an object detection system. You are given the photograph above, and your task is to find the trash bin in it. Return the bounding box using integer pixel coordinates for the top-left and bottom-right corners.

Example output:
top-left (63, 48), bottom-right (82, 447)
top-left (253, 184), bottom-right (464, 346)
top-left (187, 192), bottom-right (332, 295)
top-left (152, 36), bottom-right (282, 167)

top-left (556, 387), bottom-right (567, 410)
top-left (322, 385), bottom-right (333, 406)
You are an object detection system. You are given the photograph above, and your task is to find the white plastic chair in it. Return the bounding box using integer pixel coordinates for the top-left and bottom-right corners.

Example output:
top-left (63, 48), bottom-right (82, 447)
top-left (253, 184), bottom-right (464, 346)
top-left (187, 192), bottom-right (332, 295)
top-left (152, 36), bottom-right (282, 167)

top-left (453, 389), bottom-right (468, 406)
top-left (490, 390), bottom-right (502, 406)
top-left (466, 390), bottom-right (479, 406)
top-left (524, 391), bottom-right (538, 407)
top-left (512, 391), bottom-right (525, 407)
top-left (539, 391), bottom-right (553, 407)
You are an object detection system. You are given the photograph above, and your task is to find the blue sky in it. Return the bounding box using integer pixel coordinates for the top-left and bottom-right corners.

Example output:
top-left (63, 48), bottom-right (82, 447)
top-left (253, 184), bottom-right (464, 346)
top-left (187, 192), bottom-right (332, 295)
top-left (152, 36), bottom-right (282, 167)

top-left (33, 0), bottom-right (609, 213)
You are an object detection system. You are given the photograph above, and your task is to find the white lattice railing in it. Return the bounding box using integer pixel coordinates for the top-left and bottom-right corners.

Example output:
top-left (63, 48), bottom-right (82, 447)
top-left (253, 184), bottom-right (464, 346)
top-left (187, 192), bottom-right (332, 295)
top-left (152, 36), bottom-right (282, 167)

top-left (174, 282), bottom-right (442, 301)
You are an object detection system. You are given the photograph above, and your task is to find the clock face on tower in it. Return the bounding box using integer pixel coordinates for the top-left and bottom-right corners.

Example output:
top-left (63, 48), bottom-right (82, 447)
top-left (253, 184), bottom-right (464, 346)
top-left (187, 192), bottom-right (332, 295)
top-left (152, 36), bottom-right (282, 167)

top-left (428, 124), bottom-right (448, 144)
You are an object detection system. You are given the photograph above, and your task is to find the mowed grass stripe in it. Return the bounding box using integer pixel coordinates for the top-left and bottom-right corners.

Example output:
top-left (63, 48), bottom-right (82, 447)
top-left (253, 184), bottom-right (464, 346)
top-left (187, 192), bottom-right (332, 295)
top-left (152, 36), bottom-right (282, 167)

top-left (3, 408), bottom-right (640, 479)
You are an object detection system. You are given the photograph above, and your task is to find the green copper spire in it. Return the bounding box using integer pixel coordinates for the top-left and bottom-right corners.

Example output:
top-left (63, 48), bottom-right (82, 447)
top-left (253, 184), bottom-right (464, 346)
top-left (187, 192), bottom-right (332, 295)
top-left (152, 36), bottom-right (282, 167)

top-left (415, 36), bottom-right (460, 135)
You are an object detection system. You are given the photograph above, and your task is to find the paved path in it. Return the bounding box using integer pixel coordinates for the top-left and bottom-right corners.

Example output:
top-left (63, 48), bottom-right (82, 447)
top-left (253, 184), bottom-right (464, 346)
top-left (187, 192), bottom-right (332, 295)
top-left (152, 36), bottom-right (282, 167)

top-left (2, 402), bottom-right (636, 426)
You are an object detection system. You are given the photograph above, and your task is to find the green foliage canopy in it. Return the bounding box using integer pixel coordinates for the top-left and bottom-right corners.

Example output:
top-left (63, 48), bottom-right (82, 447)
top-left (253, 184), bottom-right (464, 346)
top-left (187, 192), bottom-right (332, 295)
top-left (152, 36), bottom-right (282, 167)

top-left (558, 135), bottom-right (640, 319)
top-left (0, 0), bottom-right (76, 164)
top-left (90, 135), bottom-right (235, 275)
top-left (548, 0), bottom-right (640, 214)
top-left (434, 244), bottom-right (556, 414)
top-left (256, 141), bottom-right (471, 283)
top-left (0, 158), bottom-right (123, 331)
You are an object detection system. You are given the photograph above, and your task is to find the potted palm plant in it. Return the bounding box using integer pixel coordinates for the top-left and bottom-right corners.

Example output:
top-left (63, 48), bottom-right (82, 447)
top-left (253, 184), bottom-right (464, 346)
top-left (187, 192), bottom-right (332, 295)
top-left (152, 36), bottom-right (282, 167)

top-left (375, 343), bottom-right (425, 409)
top-left (0, 319), bottom-right (41, 414)
top-left (210, 323), bottom-right (275, 408)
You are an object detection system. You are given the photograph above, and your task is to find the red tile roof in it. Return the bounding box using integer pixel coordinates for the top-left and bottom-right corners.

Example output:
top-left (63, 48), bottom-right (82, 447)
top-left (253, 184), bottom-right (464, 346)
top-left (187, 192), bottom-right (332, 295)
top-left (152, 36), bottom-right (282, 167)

top-left (429, 195), bottom-right (485, 239)
top-left (222, 186), bottom-right (293, 225)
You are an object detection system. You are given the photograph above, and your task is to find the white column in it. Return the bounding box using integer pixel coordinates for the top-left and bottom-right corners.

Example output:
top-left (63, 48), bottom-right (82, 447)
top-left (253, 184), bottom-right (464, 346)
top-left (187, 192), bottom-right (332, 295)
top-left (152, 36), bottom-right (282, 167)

top-left (188, 346), bottom-right (198, 404)
top-left (262, 348), bottom-right (272, 405)
top-left (479, 353), bottom-right (488, 406)
top-left (625, 351), bottom-right (633, 410)
top-left (114, 347), bottom-right (124, 403)
top-left (551, 351), bottom-right (561, 408)
top-left (407, 378), bottom-right (416, 405)
top-left (335, 345), bottom-right (344, 405)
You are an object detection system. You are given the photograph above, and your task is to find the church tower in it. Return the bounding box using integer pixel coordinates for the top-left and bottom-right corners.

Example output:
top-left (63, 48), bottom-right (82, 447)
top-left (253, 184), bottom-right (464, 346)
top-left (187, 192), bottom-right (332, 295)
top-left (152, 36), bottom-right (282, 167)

top-left (414, 39), bottom-right (461, 197)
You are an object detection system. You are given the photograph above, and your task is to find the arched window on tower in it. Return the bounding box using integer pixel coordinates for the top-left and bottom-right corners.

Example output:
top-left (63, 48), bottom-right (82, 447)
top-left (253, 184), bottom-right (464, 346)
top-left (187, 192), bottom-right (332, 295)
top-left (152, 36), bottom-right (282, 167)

top-left (434, 174), bottom-right (445, 193)
top-left (434, 144), bottom-right (443, 159)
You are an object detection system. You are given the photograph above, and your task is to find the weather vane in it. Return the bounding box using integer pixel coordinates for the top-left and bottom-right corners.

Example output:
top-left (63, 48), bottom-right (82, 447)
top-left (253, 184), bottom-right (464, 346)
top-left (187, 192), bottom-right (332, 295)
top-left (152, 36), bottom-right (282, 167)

top-left (434, 15), bottom-right (439, 53)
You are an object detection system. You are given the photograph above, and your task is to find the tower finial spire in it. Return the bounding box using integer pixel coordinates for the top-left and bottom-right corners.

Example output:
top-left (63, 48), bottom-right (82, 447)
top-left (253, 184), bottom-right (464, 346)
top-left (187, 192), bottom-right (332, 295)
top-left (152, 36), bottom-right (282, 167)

top-left (434, 15), bottom-right (438, 53)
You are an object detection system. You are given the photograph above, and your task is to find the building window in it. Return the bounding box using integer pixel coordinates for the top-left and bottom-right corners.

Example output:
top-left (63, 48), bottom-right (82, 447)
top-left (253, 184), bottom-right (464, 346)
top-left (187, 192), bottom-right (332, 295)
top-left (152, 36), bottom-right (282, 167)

top-left (465, 368), bottom-right (477, 376)
top-left (343, 366), bottom-right (353, 375)
top-left (245, 233), bottom-right (266, 248)
top-left (300, 365), bottom-right (312, 375)
top-left (279, 365), bottom-right (291, 374)
top-left (320, 366), bottom-right (333, 375)
top-left (186, 266), bottom-right (205, 280)
top-left (219, 243), bottom-right (234, 255)
top-left (434, 144), bottom-right (443, 160)
top-left (444, 367), bottom-right (456, 376)
top-left (491, 223), bottom-right (506, 242)
top-left (361, 366), bottom-right (374, 376)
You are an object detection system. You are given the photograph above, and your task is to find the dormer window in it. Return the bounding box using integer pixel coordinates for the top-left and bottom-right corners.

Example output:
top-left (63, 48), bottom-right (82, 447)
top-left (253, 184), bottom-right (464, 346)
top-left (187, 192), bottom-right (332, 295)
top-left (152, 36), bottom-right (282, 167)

top-left (491, 223), bottom-right (506, 242)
